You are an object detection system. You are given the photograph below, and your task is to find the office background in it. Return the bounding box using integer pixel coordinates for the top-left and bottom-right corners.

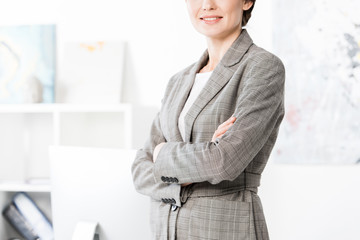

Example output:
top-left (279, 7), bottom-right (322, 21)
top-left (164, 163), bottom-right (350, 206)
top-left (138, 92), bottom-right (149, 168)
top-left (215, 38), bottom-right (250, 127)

top-left (0, 0), bottom-right (359, 239)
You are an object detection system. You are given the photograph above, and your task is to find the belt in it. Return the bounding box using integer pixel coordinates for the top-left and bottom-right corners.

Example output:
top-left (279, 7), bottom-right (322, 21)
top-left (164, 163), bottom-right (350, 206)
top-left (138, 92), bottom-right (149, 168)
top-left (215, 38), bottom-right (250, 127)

top-left (180, 172), bottom-right (261, 204)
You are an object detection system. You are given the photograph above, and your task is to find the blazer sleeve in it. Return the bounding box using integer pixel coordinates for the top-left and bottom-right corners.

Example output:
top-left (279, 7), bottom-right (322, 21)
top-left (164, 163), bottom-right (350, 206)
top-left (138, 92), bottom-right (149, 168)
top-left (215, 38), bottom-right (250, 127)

top-left (131, 86), bottom-right (182, 206)
top-left (153, 55), bottom-right (285, 185)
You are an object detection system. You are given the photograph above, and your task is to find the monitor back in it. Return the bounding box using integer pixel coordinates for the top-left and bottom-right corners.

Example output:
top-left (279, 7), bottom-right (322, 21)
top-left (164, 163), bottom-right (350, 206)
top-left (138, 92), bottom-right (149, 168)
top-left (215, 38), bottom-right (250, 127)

top-left (49, 146), bottom-right (150, 240)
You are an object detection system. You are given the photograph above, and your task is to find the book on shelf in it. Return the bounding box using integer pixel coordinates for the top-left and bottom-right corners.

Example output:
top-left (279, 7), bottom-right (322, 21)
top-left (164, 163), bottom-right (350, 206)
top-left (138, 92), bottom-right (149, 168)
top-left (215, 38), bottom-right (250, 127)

top-left (2, 192), bottom-right (54, 240)
top-left (2, 203), bottom-right (39, 240)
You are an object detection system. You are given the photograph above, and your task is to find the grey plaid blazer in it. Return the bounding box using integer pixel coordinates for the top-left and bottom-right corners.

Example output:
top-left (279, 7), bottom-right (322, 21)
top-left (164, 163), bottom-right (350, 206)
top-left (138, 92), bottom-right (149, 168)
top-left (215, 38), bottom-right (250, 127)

top-left (132, 29), bottom-right (285, 240)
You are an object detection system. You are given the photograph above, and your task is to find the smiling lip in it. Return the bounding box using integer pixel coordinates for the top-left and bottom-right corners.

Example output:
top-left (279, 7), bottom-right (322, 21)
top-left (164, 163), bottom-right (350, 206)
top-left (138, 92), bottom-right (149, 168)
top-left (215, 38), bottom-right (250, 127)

top-left (200, 16), bottom-right (223, 24)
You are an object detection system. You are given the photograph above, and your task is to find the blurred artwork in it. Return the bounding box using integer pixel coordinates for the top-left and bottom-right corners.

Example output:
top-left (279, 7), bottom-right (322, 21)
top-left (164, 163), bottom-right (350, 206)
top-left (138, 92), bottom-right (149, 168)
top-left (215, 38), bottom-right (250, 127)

top-left (59, 41), bottom-right (125, 103)
top-left (272, 0), bottom-right (360, 164)
top-left (0, 25), bottom-right (56, 103)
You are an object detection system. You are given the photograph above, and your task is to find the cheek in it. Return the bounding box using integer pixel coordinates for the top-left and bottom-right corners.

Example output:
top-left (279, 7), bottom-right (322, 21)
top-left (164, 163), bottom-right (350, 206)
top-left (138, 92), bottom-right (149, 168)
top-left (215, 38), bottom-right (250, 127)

top-left (226, 1), bottom-right (244, 20)
top-left (227, 7), bottom-right (243, 26)
top-left (186, 4), bottom-right (194, 18)
top-left (187, 4), bottom-right (199, 25)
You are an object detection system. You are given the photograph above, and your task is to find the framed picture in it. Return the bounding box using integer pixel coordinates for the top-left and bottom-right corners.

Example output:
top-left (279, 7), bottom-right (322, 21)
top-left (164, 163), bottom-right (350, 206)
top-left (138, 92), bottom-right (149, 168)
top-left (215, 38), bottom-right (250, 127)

top-left (0, 25), bottom-right (56, 103)
top-left (272, 0), bottom-right (360, 164)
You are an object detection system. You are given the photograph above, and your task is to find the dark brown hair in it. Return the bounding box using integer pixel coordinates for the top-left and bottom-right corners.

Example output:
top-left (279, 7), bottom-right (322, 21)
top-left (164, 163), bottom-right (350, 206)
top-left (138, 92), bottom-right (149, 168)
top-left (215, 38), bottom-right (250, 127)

top-left (242, 0), bottom-right (256, 26)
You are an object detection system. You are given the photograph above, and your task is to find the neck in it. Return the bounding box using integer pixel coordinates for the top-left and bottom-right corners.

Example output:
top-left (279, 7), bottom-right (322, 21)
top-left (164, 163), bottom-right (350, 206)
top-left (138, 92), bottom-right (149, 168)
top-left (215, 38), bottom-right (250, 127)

top-left (200, 28), bottom-right (243, 73)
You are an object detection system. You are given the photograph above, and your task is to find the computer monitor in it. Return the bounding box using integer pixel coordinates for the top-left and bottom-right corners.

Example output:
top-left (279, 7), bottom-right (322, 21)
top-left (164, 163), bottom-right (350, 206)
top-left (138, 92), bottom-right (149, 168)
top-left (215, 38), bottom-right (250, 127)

top-left (49, 146), bottom-right (150, 240)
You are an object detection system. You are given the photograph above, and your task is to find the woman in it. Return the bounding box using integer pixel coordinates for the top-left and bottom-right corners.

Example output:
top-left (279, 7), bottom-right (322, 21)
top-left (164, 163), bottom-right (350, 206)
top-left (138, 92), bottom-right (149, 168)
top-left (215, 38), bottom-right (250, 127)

top-left (132, 0), bottom-right (285, 239)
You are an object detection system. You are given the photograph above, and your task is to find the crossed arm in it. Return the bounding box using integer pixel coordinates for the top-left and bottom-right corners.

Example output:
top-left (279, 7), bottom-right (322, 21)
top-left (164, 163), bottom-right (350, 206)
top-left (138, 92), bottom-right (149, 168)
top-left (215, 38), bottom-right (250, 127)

top-left (132, 56), bottom-right (285, 205)
top-left (131, 113), bottom-right (236, 206)
top-left (152, 116), bottom-right (236, 186)
top-left (151, 58), bottom-right (285, 185)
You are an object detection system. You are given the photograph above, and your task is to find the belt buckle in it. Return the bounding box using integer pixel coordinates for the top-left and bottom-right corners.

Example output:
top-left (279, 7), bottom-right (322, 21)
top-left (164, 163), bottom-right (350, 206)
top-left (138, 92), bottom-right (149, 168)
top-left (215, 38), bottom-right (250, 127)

top-left (171, 204), bottom-right (178, 211)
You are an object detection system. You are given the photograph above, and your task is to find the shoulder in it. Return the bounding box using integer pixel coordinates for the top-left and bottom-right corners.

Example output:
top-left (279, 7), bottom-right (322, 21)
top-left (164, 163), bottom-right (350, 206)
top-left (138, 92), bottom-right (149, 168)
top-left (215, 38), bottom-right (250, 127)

top-left (161, 62), bottom-right (197, 103)
top-left (234, 44), bottom-right (285, 87)
top-left (170, 62), bottom-right (196, 82)
top-left (243, 44), bottom-right (285, 74)
top-left (165, 62), bottom-right (196, 90)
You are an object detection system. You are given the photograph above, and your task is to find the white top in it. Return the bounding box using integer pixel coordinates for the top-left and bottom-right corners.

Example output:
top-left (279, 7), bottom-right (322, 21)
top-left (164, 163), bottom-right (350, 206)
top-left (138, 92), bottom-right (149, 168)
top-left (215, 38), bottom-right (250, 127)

top-left (178, 71), bottom-right (213, 141)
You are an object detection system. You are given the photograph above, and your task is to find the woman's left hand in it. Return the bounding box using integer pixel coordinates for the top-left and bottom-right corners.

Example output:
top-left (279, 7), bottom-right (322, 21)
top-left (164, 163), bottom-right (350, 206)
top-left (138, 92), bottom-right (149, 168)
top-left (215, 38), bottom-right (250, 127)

top-left (211, 116), bottom-right (236, 142)
top-left (153, 142), bottom-right (166, 163)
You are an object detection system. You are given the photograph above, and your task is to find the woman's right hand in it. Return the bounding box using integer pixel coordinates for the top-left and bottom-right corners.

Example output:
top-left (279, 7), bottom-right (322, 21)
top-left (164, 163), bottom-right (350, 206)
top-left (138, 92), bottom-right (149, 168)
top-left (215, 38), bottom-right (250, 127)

top-left (211, 116), bottom-right (236, 142)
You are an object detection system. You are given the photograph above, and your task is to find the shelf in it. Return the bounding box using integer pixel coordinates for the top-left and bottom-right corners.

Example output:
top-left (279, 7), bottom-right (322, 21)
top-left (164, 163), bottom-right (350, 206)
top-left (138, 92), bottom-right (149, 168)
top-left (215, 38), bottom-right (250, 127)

top-left (0, 181), bottom-right (51, 192)
top-left (0, 103), bottom-right (157, 238)
top-left (0, 103), bottom-right (132, 113)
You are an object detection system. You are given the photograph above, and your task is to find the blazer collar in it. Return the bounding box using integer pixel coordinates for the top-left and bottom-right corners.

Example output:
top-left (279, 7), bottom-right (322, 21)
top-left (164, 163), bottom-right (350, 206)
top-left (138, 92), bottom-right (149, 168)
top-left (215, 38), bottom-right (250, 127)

top-left (173, 29), bottom-right (254, 142)
top-left (220, 29), bottom-right (253, 67)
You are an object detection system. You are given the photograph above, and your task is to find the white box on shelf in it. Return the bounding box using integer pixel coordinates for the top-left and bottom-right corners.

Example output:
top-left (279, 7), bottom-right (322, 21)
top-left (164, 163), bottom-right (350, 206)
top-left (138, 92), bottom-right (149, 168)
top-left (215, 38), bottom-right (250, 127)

top-left (58, 41), bottom-right (125, 104)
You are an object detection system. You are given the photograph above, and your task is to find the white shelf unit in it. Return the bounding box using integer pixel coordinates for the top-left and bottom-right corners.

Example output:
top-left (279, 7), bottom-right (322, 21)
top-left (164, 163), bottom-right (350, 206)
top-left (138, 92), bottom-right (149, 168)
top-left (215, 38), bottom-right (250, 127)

top-left (0, 103), bottom-right (157, 239)
top-left (0, 182), bottom-right (51, 193)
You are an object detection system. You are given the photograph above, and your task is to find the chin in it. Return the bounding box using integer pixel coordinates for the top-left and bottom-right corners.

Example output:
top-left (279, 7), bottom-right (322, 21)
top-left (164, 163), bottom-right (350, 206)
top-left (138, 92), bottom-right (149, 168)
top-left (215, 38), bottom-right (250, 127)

top-left (196, 26), bottom-right (239, 40)
top-left (196, 28), bottom-right (220, 37)
top-left (200, 31), bottom-right (229, 40)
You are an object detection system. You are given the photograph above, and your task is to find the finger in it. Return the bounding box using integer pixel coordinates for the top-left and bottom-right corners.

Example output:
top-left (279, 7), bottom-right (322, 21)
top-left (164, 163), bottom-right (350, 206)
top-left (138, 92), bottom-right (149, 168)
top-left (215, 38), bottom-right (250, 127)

top-left (212, 133), bottom-right (225, 142)
top-left (217, 133), bottom-right (224, 139)
top-left (217, 122), bottom-right (234, 135)
top-left (221, 116), bottom-right (235, 126)
top-left (227, 116), bottom-right (236, 123)
top-left (218, 123), bottom-right (234, 133)
top-left (219, 116), bottom-right (236, 127)
top-left (181, 183), bottom-right (192, 187)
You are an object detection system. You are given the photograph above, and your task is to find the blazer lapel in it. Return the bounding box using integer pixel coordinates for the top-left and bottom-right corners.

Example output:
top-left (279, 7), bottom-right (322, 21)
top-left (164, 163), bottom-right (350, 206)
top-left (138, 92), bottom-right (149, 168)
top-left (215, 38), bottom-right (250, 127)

top-left (184, 29), bottom-right (254, 142)
top-left (167, 51), bottom-right (209, 142)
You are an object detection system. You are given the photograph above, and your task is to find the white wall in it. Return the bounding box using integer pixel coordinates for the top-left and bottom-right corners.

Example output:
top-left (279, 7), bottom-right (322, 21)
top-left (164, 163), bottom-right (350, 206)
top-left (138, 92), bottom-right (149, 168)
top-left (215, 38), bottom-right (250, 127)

top-left (259, 162), bottom-right (360, 240)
